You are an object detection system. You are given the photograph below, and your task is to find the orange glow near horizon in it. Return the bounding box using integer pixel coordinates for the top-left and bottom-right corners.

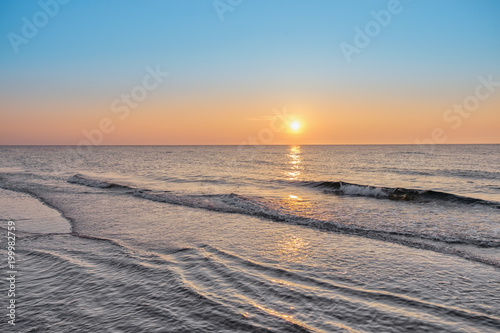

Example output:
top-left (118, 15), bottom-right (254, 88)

top-left (1, 91), bottom-right (499, 145)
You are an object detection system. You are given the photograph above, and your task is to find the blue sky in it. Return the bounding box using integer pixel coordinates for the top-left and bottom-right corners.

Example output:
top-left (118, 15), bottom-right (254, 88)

top-left (2, 1), bottom-right (499, 90)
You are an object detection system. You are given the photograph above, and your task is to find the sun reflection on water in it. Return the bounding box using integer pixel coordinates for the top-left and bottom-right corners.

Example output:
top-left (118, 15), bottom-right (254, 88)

top-left (285, 146), bottom-right (303, 181)
top-left (277, 234), bottom-right (310, 263)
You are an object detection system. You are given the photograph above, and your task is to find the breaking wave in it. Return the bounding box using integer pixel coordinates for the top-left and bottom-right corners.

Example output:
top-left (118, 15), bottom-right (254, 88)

top-left (300, 181), bottom-right (500, 209)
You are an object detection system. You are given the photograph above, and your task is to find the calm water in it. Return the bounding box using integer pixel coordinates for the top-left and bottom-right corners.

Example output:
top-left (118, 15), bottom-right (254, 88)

top-left (0, 145), bottom-right (499, 332)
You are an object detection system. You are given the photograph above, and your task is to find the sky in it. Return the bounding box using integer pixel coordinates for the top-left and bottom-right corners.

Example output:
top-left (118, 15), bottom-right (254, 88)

top-left (1, 0), bottom-right (499, 145)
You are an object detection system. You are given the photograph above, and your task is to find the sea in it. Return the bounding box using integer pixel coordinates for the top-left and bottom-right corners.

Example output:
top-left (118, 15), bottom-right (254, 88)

top-left (0, 145), bottom-right (499, 332)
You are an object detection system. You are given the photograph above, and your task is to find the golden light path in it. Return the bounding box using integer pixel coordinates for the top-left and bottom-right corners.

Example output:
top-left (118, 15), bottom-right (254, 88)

top-left (286, 146), bottom-right (302, 180)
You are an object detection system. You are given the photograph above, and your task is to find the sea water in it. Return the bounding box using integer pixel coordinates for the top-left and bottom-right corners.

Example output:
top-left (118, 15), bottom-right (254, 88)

top-left (0, 145), bottom-right (499, 332)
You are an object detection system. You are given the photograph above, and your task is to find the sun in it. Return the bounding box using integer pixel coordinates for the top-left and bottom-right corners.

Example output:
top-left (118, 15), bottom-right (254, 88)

top-left (290, 121), bottom-right (301, 132)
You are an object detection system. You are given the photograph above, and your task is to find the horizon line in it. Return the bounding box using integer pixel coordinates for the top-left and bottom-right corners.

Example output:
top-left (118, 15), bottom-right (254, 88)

top-left (1, 143), bottom-right (499, 147)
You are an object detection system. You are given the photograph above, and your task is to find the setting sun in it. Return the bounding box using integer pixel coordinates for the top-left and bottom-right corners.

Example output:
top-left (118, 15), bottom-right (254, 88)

top-left (290, 121), bottom-right (301, 132)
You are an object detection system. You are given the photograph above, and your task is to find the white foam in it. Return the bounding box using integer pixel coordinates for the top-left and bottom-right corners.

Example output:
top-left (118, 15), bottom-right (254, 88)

top-left (340, 184), bottom-right (388, 197)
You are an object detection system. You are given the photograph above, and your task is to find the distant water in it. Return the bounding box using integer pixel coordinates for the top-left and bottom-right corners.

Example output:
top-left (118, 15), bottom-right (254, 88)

top-left (0, 145), bottom-right (499, 332)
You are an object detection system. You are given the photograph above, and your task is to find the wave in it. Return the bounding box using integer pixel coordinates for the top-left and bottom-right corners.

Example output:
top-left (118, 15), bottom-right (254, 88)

top-left (67, 174), bottom-right (132, 190)
top-left (486, 185), bottom-right (500, 191)
top-left (300, 181), bottom-right (500, 209)
top-left (134, 189), bottom-right (500, 248)
top-left (66, 174), bottom-right (500, 251)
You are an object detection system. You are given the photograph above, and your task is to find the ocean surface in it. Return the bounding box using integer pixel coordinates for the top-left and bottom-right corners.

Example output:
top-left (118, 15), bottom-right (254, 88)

top-left (0, 145), bottom-right (499, 332)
